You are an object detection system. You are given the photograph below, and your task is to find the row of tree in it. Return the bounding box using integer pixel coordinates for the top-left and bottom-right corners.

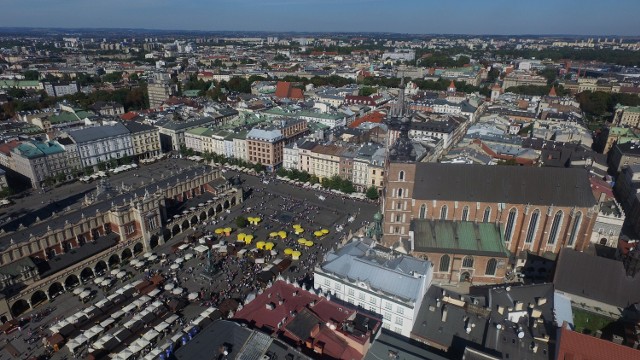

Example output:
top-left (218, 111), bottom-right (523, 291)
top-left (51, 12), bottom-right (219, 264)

top-left (179, 146), bottom-right (266, 173)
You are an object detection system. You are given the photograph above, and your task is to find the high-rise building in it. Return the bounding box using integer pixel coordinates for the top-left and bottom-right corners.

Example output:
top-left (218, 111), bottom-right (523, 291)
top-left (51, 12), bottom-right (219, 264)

top-left (147, 73), bottom-right (178, 109)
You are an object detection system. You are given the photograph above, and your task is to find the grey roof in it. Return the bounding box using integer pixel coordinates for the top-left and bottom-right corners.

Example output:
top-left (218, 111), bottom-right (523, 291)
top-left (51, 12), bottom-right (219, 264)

top-left (412, 163), bottom-right (596, 207)
top-left (68, 123), bottom-right (130, 144)
top-left (411, 285), bottom-right (489, 351)
top-left (175, 320), bottom-right (310, 360)
top-left (320, 241), bottom-right (431, 303)
top-left (553, 248), bottom-right (640, 308)
top-left (246, 128), bottom-right (283, 142)
top-left (0, 165), bottom-right (213, 247)
top-left (364, 329), bottom-right (449, 360)
top-left (122, 121), bottom-right (156, 134)
top-left (156, 116), bottom-right (218, 131)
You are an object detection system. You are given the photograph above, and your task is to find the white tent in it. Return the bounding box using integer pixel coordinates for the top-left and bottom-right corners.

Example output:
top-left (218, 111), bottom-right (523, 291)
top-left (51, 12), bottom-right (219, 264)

top-left (72, 288), bottom-right (83, 295)
top-left (154, 321), bottom-right (170, 332)
top-left (184, 253), bottom-right (194, 260)
top-left (117, 270), bottom-right (127, 279)
top-left (164, 283), bottom-right (175, 291)
top-left (122, 304), bottom-right (136, 313)
top-left (143, 252), bottom-right (153, 258)
top-left (170, 263), bottom-right (180, 270)
top-left (111, 310), bottom-right (125, 320)
top-left (148, 255), bottom-right (158, 262)
top-left (165, 314), bottom-right (179, 325)
top-left (101, 279), bottom-right (112, 287)
top-left (178, 244), bottom-right (189, 251)
top-left (174, 257), bottom-right (184, 264)
top-left (142, 329), bottom-right (160, 342)
top-left (144, 348), bottom-right (162, 360)
top-left (172, 287), bottom-right (183, 295)
top-left (194, 245), bottom-right (208, 253)
top-left (110, 268), bottom-right (120, 275)
top-left (100, 318), bottom-right (115, 328)
top-left (148, 288), bottom-right (161, 297)
top-left (93, 276), bottom-right (105, 285)
top-left (188, 292), bottom-right (198, 301)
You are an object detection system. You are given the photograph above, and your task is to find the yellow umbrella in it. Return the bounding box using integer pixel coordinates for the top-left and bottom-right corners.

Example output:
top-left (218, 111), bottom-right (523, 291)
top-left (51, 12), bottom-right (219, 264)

top-left (269, 232), bottom-right (278, 238)
top-left (314, 231), bottom-right (323, 237)
top-left (293, 224), bottom-right (302, 229)
top-left (297, 238), bottom-right (307, 244)
top-left (284, 248), bottom-right (293, 255)
top-left (291, 251), bottom-right (301, 260)
top-left (321, 229), bottom-right (329, 235)
top-left (214, 228), bottom-right (224, 235)
top-left (245, 234), bottom-right (254, 242)
top-left (278, 231), bottom-right (287, 239)
top-left (224, 227), bottom-right (232, 236)
top-left (237, 233), bottom-right (246, 241)
top-left (255, 217), bottom-right (261, 223)
top-left (244, 237), bottom-right (252, 245)
top-left (265, 242), bottom-right (275, 251)
top-left (256, 241), bottom-right (265, 250)
top-left (295, 228), bottom-right (304, 235)
top-left (305, 240), bottom-right (314, 247)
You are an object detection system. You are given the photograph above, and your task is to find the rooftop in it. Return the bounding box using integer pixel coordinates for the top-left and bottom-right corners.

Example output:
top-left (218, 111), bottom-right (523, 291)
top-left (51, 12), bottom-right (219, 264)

top-left (411, 220), bottom-right (509, 257)
top-left (68, 123), bottom-right (130, 143)
top-left (412, 163), bottom-right (597, 208)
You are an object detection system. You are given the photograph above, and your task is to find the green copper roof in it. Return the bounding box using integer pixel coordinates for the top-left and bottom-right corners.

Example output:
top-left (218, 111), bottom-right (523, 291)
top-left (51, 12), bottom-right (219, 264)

top-left (411, 219), bottom-right (509, 257)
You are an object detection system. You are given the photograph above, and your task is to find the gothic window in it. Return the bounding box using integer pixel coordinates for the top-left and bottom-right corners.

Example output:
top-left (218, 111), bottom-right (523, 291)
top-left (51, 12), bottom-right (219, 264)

top-left (548, 211), bottom-right (563, 245)
top-left (461, 206), bottom-right (469, 221)
top-left (485, 259), bottom-right (497, 276)
top-left (440, 205), bottom-right (448, 220)
top-left (483, 207), bottom-right (491, 222)
top-left (504, 208), bottom-right (517, 242)
top-left (525, 210), bottom-right (540, 244)
top-left (419, 204), bottom-right (426, 219)
top-left (462, 256), bottom-right (474, 268)
top-left (568, 212), bottom-right (582, 246)
top-left (439, 255), bottom-right (450, 272)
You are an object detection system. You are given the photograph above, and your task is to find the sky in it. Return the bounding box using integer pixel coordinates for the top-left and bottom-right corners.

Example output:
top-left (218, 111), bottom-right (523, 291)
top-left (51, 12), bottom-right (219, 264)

top-left (1, 0), bottom-right (639, 36)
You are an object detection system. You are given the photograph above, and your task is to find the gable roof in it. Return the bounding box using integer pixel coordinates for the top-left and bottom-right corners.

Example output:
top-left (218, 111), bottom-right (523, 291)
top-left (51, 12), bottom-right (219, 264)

top-left (68, 123), bottom-right (130, 143)
top-left (553, 248), bottom-right (640, 308)
top-left (557, 323), bottom-right (640, 360)
top-left (275, 81), bottom-right (304, 100)
top-left (412, 163), bottom-right (596, 207)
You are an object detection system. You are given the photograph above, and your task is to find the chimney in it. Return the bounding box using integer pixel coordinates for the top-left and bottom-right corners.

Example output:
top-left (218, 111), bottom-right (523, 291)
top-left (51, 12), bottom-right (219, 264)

top-left (441, 305), bottom-right (448, 322)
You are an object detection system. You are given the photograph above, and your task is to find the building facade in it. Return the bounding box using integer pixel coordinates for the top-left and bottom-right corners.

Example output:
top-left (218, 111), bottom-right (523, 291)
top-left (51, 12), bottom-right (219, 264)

top-left (382, 163), bottom-right (598, 257)
top-left (68, 123), bottom-right (134, 168)
top-left (314, 239), bottom-right (432, 337)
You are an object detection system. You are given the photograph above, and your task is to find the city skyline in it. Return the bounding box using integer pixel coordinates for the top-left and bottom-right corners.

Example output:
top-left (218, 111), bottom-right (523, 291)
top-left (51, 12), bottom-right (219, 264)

top-left (1, 0), bottom-right (639, 36)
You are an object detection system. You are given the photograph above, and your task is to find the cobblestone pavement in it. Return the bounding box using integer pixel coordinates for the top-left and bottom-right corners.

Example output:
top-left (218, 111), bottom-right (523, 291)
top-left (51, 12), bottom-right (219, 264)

top-left (0, 163), bottom-right (379, 359)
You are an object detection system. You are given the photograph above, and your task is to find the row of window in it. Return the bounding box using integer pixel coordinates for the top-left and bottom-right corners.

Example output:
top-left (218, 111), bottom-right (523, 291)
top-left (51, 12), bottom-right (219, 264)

top-left (423, 204), bottom-right (581, 247)
top-left (436, 255), bottom-right (498, 276)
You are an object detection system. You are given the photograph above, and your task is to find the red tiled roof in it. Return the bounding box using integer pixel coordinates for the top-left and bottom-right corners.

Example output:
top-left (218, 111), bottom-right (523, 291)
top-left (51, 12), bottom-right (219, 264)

top-left (234, 281), bottom-right (376, 360)
top-left (349, 111), bottom-right (385, 129)
top-left (557, 323), bottom-right (640, 360)
top-left (589, 177), bottom-right (614, 202)
top-left (120, 112), bottom-right (139, 121)
top-left (0, 140), bottom-right (21, 156)
top-left (275, 81), bottom-right (304, 100)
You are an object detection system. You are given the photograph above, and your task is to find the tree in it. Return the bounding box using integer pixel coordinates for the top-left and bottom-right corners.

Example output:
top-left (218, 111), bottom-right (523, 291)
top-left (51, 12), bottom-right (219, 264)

top-left (366, 186), bottom-right (379, 200)
top-left (276, 167), bottom-right (289, 177)
top-left (22, 70), bottom-right (39, 80)
top-left (358, 87), bottom-right (376, 97)
top-left (235, 216), bottom-right (249, 228)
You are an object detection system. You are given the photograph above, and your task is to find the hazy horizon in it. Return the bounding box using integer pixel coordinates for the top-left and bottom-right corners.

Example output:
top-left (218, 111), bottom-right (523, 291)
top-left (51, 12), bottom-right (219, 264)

top-left (2, 0), bottom-right (639, 36)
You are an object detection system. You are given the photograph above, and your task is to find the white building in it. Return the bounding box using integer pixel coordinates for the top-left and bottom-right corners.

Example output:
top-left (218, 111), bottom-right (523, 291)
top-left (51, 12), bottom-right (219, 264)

top-left (67, 123), bottom-right (134, 168)
top-left (314, 239), bottom-right (433, 337)
top-left (591, 200), bottom-right (625, 247)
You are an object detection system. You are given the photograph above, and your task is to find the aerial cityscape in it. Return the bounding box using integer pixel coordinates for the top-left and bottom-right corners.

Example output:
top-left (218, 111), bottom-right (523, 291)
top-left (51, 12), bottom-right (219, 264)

top-left (0, 1), bottom-right (640, 360)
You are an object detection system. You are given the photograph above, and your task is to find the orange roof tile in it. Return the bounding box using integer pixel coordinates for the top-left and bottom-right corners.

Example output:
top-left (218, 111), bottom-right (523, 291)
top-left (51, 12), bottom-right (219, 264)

top-left (557, 323), bottom-right (640, 360)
